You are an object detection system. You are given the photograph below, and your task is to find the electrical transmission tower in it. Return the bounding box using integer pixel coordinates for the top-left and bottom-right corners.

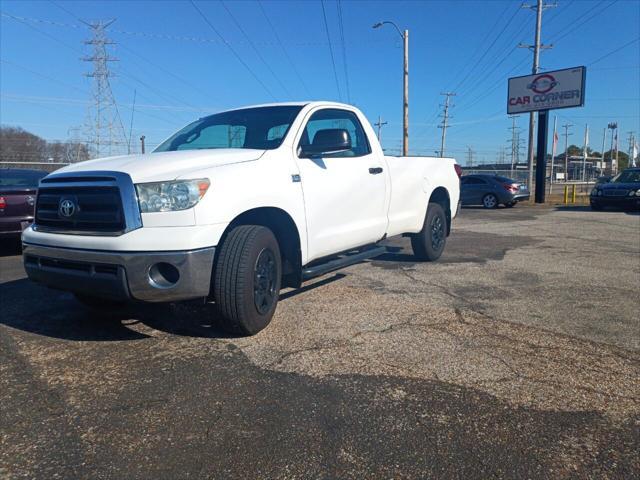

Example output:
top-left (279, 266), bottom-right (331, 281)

top-left (438, 92), bottom-right (456, 158)
top-left (466, 146), bottom-right (474, 167)
top-left (508, 115), bottom-right (521, 174)
top-left (82, 19), bottom-right (126, 159)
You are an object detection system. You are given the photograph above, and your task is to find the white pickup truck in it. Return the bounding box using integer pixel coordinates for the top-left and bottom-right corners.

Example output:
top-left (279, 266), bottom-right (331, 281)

top-left (23, 102), bottom-right (460, 335)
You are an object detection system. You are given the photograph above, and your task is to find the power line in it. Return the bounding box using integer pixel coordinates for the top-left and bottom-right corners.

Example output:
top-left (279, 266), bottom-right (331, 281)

top-left (320, 0), bottom-right (342, 101)
top-left (257, 0), bottom-right (311, 98)
top-left (450, 4), bottom-right (522, 94)
top-left (189, 0), bottom-right (277, 100)
top-left (588, 36), bottom-right (640, 66)
top-left (336, 0), bottom-right (351, 104)
top-left (220, 0), bottom-right (291, 98)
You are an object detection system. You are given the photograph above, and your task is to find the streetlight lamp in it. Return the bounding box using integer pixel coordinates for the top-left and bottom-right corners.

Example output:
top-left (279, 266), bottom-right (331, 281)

top-left (373, 21), bottom-right (409, 156)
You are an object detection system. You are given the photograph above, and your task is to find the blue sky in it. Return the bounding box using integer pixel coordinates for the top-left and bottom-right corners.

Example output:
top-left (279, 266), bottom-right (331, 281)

top-left (1, 0), bottom-right (638, 163)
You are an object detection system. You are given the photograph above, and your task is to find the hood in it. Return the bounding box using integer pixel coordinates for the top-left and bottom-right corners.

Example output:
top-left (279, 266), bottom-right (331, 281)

top-left (600, 182), bottom-right (640, 190)
top-left (54, 149), bottom-right (266, 183)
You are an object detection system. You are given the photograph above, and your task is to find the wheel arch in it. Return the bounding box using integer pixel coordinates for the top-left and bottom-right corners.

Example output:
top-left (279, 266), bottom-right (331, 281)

top-left (218, 206), bottom-right (302, 288)
top-left (428, 187), bottom-right (452, 236)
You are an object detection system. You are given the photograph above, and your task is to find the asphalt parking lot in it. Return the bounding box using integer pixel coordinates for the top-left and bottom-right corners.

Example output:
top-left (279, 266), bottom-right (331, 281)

top-left (1, 205), bottom-right (639, 479)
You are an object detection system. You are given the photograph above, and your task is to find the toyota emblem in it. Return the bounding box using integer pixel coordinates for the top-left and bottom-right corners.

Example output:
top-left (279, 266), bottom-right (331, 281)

top-left (58, 199), bottom-right (76, 218)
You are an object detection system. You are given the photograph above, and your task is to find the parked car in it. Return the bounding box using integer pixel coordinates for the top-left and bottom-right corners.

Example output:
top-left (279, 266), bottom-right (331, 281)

top-left (460, 174), bottom-right (529, 209)
top-left (590, 167), bottom-right (640, 211)
top-left (0, 168), bottom-right (47, 239)
top-left (22, 102), bottom-right (461, 335)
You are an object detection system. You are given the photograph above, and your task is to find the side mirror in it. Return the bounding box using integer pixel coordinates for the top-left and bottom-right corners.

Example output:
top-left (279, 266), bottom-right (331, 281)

top-left (300, 129), bottom-right (351, 157)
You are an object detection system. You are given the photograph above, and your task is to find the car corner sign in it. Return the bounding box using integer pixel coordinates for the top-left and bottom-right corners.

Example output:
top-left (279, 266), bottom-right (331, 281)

top-left (507, 66), bottom-right (586, 114)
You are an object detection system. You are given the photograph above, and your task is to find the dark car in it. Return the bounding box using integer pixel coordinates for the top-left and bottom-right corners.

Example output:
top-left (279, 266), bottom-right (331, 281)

top-left (590, 168), bottom-right (640, 211)
top-left (0, 169), bottom-right (47, 239)
top-left (460, 174), bottom-right (530, 209)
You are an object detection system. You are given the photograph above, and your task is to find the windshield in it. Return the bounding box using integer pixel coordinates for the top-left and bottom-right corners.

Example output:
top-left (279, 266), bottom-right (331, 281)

top-left (0, 170), bottom-right (46, 187)
top-left (611, 169), bottom-right (640, 183)
top-left (154, 105), bottom-right (304, 152)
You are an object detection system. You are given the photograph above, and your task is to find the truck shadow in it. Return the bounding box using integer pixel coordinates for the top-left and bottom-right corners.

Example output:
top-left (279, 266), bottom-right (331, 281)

top-left (0, 274), bottom-right (349, 342)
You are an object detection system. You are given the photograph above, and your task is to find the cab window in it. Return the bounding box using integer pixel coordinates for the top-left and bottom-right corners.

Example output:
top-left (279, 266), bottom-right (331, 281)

top-left (298, 109), bottom-right (371, 158)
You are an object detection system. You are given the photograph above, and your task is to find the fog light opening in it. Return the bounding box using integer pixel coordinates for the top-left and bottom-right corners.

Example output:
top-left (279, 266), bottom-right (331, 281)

top-left (148, 262), bottom-right (180, 288)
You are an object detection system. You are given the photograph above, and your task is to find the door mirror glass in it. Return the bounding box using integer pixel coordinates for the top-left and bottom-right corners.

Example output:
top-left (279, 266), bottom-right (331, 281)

top-left (300, 128), bottom-right (352, 157)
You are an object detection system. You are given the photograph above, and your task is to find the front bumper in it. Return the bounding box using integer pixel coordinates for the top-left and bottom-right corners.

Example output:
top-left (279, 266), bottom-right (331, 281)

top-left (590, 196), bottom-right (640, 208)
top-left (22, 243), bottom-right (215, 302)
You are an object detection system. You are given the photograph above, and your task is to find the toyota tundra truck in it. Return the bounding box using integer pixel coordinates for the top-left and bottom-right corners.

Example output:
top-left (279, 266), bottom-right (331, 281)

top-left (22, 102), bottom-right (461, 335)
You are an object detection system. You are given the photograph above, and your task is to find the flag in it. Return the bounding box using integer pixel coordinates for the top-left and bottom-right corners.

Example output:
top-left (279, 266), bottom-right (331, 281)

top-left (552, 130), bottom-right (558, 157)
top-left (633, 141), bottom-right (639, 167)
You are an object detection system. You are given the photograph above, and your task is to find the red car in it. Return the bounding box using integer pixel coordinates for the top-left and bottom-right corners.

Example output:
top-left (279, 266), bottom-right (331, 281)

top-left (0, 169), bottom-right (47, 239)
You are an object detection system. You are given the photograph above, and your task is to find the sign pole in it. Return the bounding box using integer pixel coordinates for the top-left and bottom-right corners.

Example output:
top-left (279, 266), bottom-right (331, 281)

top-left (535, 110), bottom-right (549, 203)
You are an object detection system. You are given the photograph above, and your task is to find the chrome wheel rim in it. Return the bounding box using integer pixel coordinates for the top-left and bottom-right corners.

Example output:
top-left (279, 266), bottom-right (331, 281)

top-left (431, 215), bottom-right (445, 251)
top-left (254, 248), bottom-right (277, 315)
top-left (484, 195), bottom-right (497, 208)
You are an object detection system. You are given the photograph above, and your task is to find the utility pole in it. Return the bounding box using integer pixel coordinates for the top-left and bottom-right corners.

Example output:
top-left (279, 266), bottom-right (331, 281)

top-left (601, 127), bottom-right (607, 172)
top-left (82, 19), bottom-right (126, 159)
top-left (374, 115), bottom-right (388, 144)
top-left (466, 146), bottom-right (474, 167)
top-left (519, 0), bottom-right (555, 192)
top-left (562, 123), bottom-right (573, 181)
top-left (628, 131), bottom-right (636, 168)
top-left (438, 92), bottom-right (456, 158)
top-left (372, 22), bottom-right (408, 156)
top-left (140, 135), bottom-right (146, 154)
top-left (608, 122), bottom-right (617, 173)
top-left (582, 124), bottom-right (589, 181)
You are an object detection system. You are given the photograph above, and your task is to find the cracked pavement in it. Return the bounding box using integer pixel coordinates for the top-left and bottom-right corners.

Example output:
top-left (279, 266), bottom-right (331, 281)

top-left (1, 205), bottom-right (639, 478)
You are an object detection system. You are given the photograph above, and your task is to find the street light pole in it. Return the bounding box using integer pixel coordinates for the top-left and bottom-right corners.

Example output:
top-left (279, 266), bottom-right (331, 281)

top-left (373, 21), bottom-right (409, 156)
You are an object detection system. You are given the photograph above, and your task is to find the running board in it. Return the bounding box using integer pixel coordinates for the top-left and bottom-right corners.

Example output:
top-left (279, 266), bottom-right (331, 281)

top-left (301, 246), bottom-right (387, 281)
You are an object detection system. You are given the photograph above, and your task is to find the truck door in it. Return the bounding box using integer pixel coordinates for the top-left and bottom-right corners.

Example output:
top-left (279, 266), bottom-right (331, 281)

top-left (293, 108), bottom-right (387, 262)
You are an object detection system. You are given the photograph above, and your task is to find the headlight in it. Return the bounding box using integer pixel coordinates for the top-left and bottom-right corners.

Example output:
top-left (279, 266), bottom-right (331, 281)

top-left (591, 188), bottom-right (598, 196)
top-left (136, 179), bottom-right (210, 213)
top-left (631, 189), bottom-right (640, 197)
top-left (597, 190), bottom-right (603, 196)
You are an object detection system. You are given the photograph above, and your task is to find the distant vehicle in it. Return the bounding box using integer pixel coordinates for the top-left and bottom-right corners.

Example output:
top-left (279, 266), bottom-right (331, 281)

top-left (0, 169), bottom-right (47, 239)
top-left (460, 174), bottom-right (530, 209)
top-left (596, 175), bottom-right (613, 185)
top-left (590, 167), bottom-right (640, 211)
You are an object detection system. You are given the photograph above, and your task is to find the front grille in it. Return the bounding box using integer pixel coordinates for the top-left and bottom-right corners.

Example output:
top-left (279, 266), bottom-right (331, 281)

top-left (603, 190), bottom-right (628, 197)
top-left (35, 186), bottom-right (125, 233)
top-left (25, 255), bottom-right (119, 277)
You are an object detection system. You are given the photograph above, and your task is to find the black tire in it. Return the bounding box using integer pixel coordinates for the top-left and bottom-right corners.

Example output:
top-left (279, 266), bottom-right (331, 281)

top-left (74, 294), bottom-right (126, 309)
top-left (411, 202), bottom-right (447, 262)
top-left (213, 225), bottom-right (282, 336)
top-left (506, 201), bottom-right (515, 208)
top-left (482, 193), bottom-right (498, 209)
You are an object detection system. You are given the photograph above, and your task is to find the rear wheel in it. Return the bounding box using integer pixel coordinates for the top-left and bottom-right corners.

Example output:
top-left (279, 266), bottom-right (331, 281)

top-left (505, 201), bottom-right (515, 208)
top-left (213, 225), bottom-right (281, 336)
top-left (411, 202), bottom-right (447, 262)
top-left (482, 194), bottom-right (498, 209)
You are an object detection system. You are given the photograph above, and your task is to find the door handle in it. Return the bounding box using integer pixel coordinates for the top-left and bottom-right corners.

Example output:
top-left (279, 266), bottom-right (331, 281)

top-left (369, 167), bottom-right (383, 175)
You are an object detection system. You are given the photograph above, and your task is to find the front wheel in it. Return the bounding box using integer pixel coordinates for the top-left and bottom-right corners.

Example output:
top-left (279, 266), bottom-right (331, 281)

top-left (213, 225), bottom-right (282, 336)
top-left (482, 194), bottom-right (498, 209)
top-left (411, 202), bottom-right (447, 262)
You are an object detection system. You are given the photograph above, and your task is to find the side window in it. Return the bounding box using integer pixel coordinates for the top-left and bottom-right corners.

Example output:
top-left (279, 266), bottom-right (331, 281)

top-left (267, 124), bottom-right (289, 141)
top-left (465, 177), bottom-right (486, 185)
top-left (299, 109), bottom-right (371, 158)
top-left (176, 124), bottom-right (246, 150)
